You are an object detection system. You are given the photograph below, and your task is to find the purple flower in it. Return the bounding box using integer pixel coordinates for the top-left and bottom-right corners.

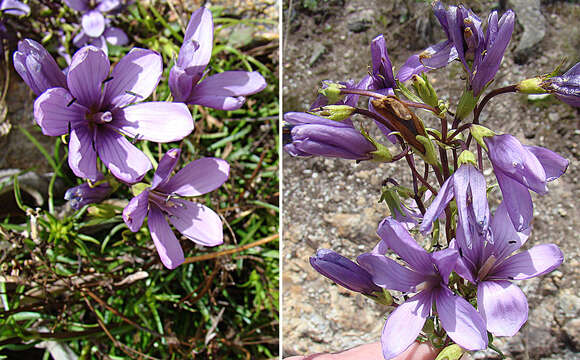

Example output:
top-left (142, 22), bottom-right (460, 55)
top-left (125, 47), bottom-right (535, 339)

top-left (33, 45), bottom-right (194, 183)
top-left (65, 0), bottom-right (128, 53)
top-left (1, 0), bottom-right (29, 16)
top-left (122, 149), bottom-right (229, 269)
top-left (64, 179), bottom-right (112, 210)
top-left (310, 249), bottom-right (382, 295)
top-left (169, 7), bottom-right (267, 110)
top-left (283, 112), bottom-right (377, 160)
top-left (484, 134), bottom-right (568, 231)
top-left (13, 39), bottom-right (67, 96)
top-left (357, 218), bottom-right (487, 359)
top-left (452, 202), bottom-right (563, 336)
top-left (398, 2), bottom-right (515, 97)
top-left (541, 62), bottom-right (580, 107)
top-left (420, 164), bottom-right (489, 247)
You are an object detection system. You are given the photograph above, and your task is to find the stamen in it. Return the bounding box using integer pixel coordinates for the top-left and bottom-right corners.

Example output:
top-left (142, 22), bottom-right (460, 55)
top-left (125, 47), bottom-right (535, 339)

top-left (102, 76), bottom-right (114, 83)
top-left (125, 90), bottom-right (143, 99)
top-left (67, 97), bottom-right (77, 107)
top-left (477, 255), bottom-right (497, 281)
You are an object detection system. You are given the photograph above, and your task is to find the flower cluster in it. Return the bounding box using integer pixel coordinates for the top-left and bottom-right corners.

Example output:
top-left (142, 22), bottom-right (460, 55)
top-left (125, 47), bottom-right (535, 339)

top-left (285, 1), bottom-right (575, 359)
top-left (14, 7), bottom-right (266, 269)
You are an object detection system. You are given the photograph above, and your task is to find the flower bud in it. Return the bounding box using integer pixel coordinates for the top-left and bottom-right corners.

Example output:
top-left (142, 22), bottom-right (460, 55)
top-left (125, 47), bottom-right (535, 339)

top-left (411, 74), bottom-right (439, 108)
top-left (311, 105), bottom-right (355, 122)
top-left (64, 181), bottom-right (112, 210)
top-left (456, 89), bottom-right (478, 120)
top-left (13, 39), bottom-right (67, 95)
top-left (310, 249), bottom-right (382, 295)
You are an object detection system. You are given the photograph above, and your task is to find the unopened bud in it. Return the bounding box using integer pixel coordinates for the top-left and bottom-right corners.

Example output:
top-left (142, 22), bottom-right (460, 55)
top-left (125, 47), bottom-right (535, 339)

top-left (312, 105), bottom-right (355, 122)
top-left (456, 89), bottom-right (478, 120)
top-left (411, 74), bottom-right (438, 108)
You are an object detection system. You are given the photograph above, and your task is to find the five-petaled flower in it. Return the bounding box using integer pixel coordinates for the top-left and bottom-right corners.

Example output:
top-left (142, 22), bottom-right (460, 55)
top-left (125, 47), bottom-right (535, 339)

top-left (123, 149), bottom-right (229, 269)
top-left (358, 218), bottom-right (488, 360)
top-left (169, 7), bottom-right (267, 110)
top-left (33, 45), bottom-right (194, 183)
top-left (451, 202), bottom-right (563, 336)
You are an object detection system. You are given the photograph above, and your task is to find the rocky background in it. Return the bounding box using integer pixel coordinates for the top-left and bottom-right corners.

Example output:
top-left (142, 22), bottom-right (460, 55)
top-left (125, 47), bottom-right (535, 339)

top-left (282, 0), bottom-right (580, 359)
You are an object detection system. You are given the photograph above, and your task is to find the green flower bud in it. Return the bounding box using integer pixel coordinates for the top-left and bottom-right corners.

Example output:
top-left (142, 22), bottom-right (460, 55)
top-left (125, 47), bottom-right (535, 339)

top-left (456, 89), bottom-right (478, 120)
top-left (412, 74), bottom-right (439, 108)
top-left (311, 105), bottom-right (355, 122)
top-left (416, 135), bottom-right (439, 167)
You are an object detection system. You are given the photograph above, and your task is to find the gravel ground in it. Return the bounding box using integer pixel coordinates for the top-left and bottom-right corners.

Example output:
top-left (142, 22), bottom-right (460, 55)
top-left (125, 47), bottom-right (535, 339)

top-left (282, 0), bottom-right (580, 359)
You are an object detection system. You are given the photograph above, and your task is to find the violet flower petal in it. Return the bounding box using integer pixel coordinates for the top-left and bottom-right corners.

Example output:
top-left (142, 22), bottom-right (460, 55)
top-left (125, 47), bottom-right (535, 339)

top-left (430, 248), bottom-right (458, 283)
top-left (471, 10), bottom-right (514, 96)
top-left (495, 170), bottom-right (533, 232)
top-left (33, 87), bottom-right (87, 136)
top-left (82, 10), bottom-right (106, 38)
top-left (181, 7), bottom-right (213, 68)
top-left (435, 287), bottom-right (487, 351)
top-left (381, 291), bottom-right (432, 360)
top-left (103, 48), bottom-right (162, 108)
top-left (14, 39), bottom-right (67, 95)
top-left (524, 145), bottom-right (569, 182)
top-left (490, 244), bottom-right (564, 281)
top-left (477, 280), bottom-right (528, 336)
top-left (420, 176), bottom-right (454, 234)
top-left (65, 181), bottom-right (111, 210)
top-left (356, 253), bottom-right (426, 292)
top-left (68, 126), bottom-right (100, 181)
top-left (72, 31), bottom-right (90, 49)
top-left (487, 202), bottom-right (530, 262)
top-left (151, 148), bottom-right (181, 190)
top-left (485, 134), bottom-right (547, 195)
top-left (283, 112), bottom-right (353, 127)
top-left (370, 34), bottom-right (395, 90)
top-left (310, 249), bottom-right (381, 295)
top-left (160, 158), bottom-right (229, 197)
top-left (64, 0), bottom-right (89, 12)
top-left (290, 124), bottom-right (375, 160)
top-left (377, 218), bottom-right (433, 274)
top-left (122, 189), bottom-right (150, 232)
top-left (96, 127), bottom-right (152, 183)
top-left (168, 66), bottom-right (194, 103)
top-left (166, 199), bottom-right (224, 247)
top-left (187, 71), bottom-right (267, 110)
top-left (148, 205), bottom-right (185, 269)
top-left (104, 26), bottom-right (129, 46)
top-left (96, 0), bottom-right (122, 13)
top-left (1, 0), bottom-right (30, 16)
top-left (113, 102), bottom-right (193, 142)
top-left (67, 46), bottom-right (110, 107)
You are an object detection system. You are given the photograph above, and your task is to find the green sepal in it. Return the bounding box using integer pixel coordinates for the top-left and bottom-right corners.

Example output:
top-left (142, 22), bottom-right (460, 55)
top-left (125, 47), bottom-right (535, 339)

top-left (412, 74), bottom-right (439, 108)
top-left (469, 125), bottom-right (495, 151)
top-left (365, 288), bottom-right (394, 306)
top-left (380, 187), bottom-right (406, 219)
top-left (318, 82), bottom-right (345, 104)
top-left (516, 77), bottom-right (545, 94)
top-left (457, 150), bottom-right (477, 166)
top-left (361, 128), bottom-right (393, 162)
top-left (416, 135), bottom-right (439, 166)
top-left (456, 89), bottom-right (478, 120)
top-left (309, 105), bottom-right (355, 122)
top-left (434, 344), bottom-right (465, 360)
top-left (87, 203), bottom-right (118, 219)
top-left (131, 182), bottom-right (150, 197)
top-left (395, 80), bottom-right (424, 104)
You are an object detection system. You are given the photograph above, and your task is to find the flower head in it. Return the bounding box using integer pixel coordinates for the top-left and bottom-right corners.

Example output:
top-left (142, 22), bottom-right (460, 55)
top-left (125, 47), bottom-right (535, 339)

top-left (122, 149), bottom-right (229, 269)
top-left (283, 112), bottom-right (378, 160)
top-left (541, 62), bottom-right (580, 107)
top-left (310, 249), bottom-right (382, 295)
top-left (14, 39), bottom-right (67, 96)
top-left (33, 45), bottom-right (194, 183)
top-left (357, 218), bottom-right (487, 359)
top-left (484, 134), bottom-right (568, 231)
top-left (169, 7), bottom-right (267, 110)
top-left (452, 202), bottom-right (563, 336)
